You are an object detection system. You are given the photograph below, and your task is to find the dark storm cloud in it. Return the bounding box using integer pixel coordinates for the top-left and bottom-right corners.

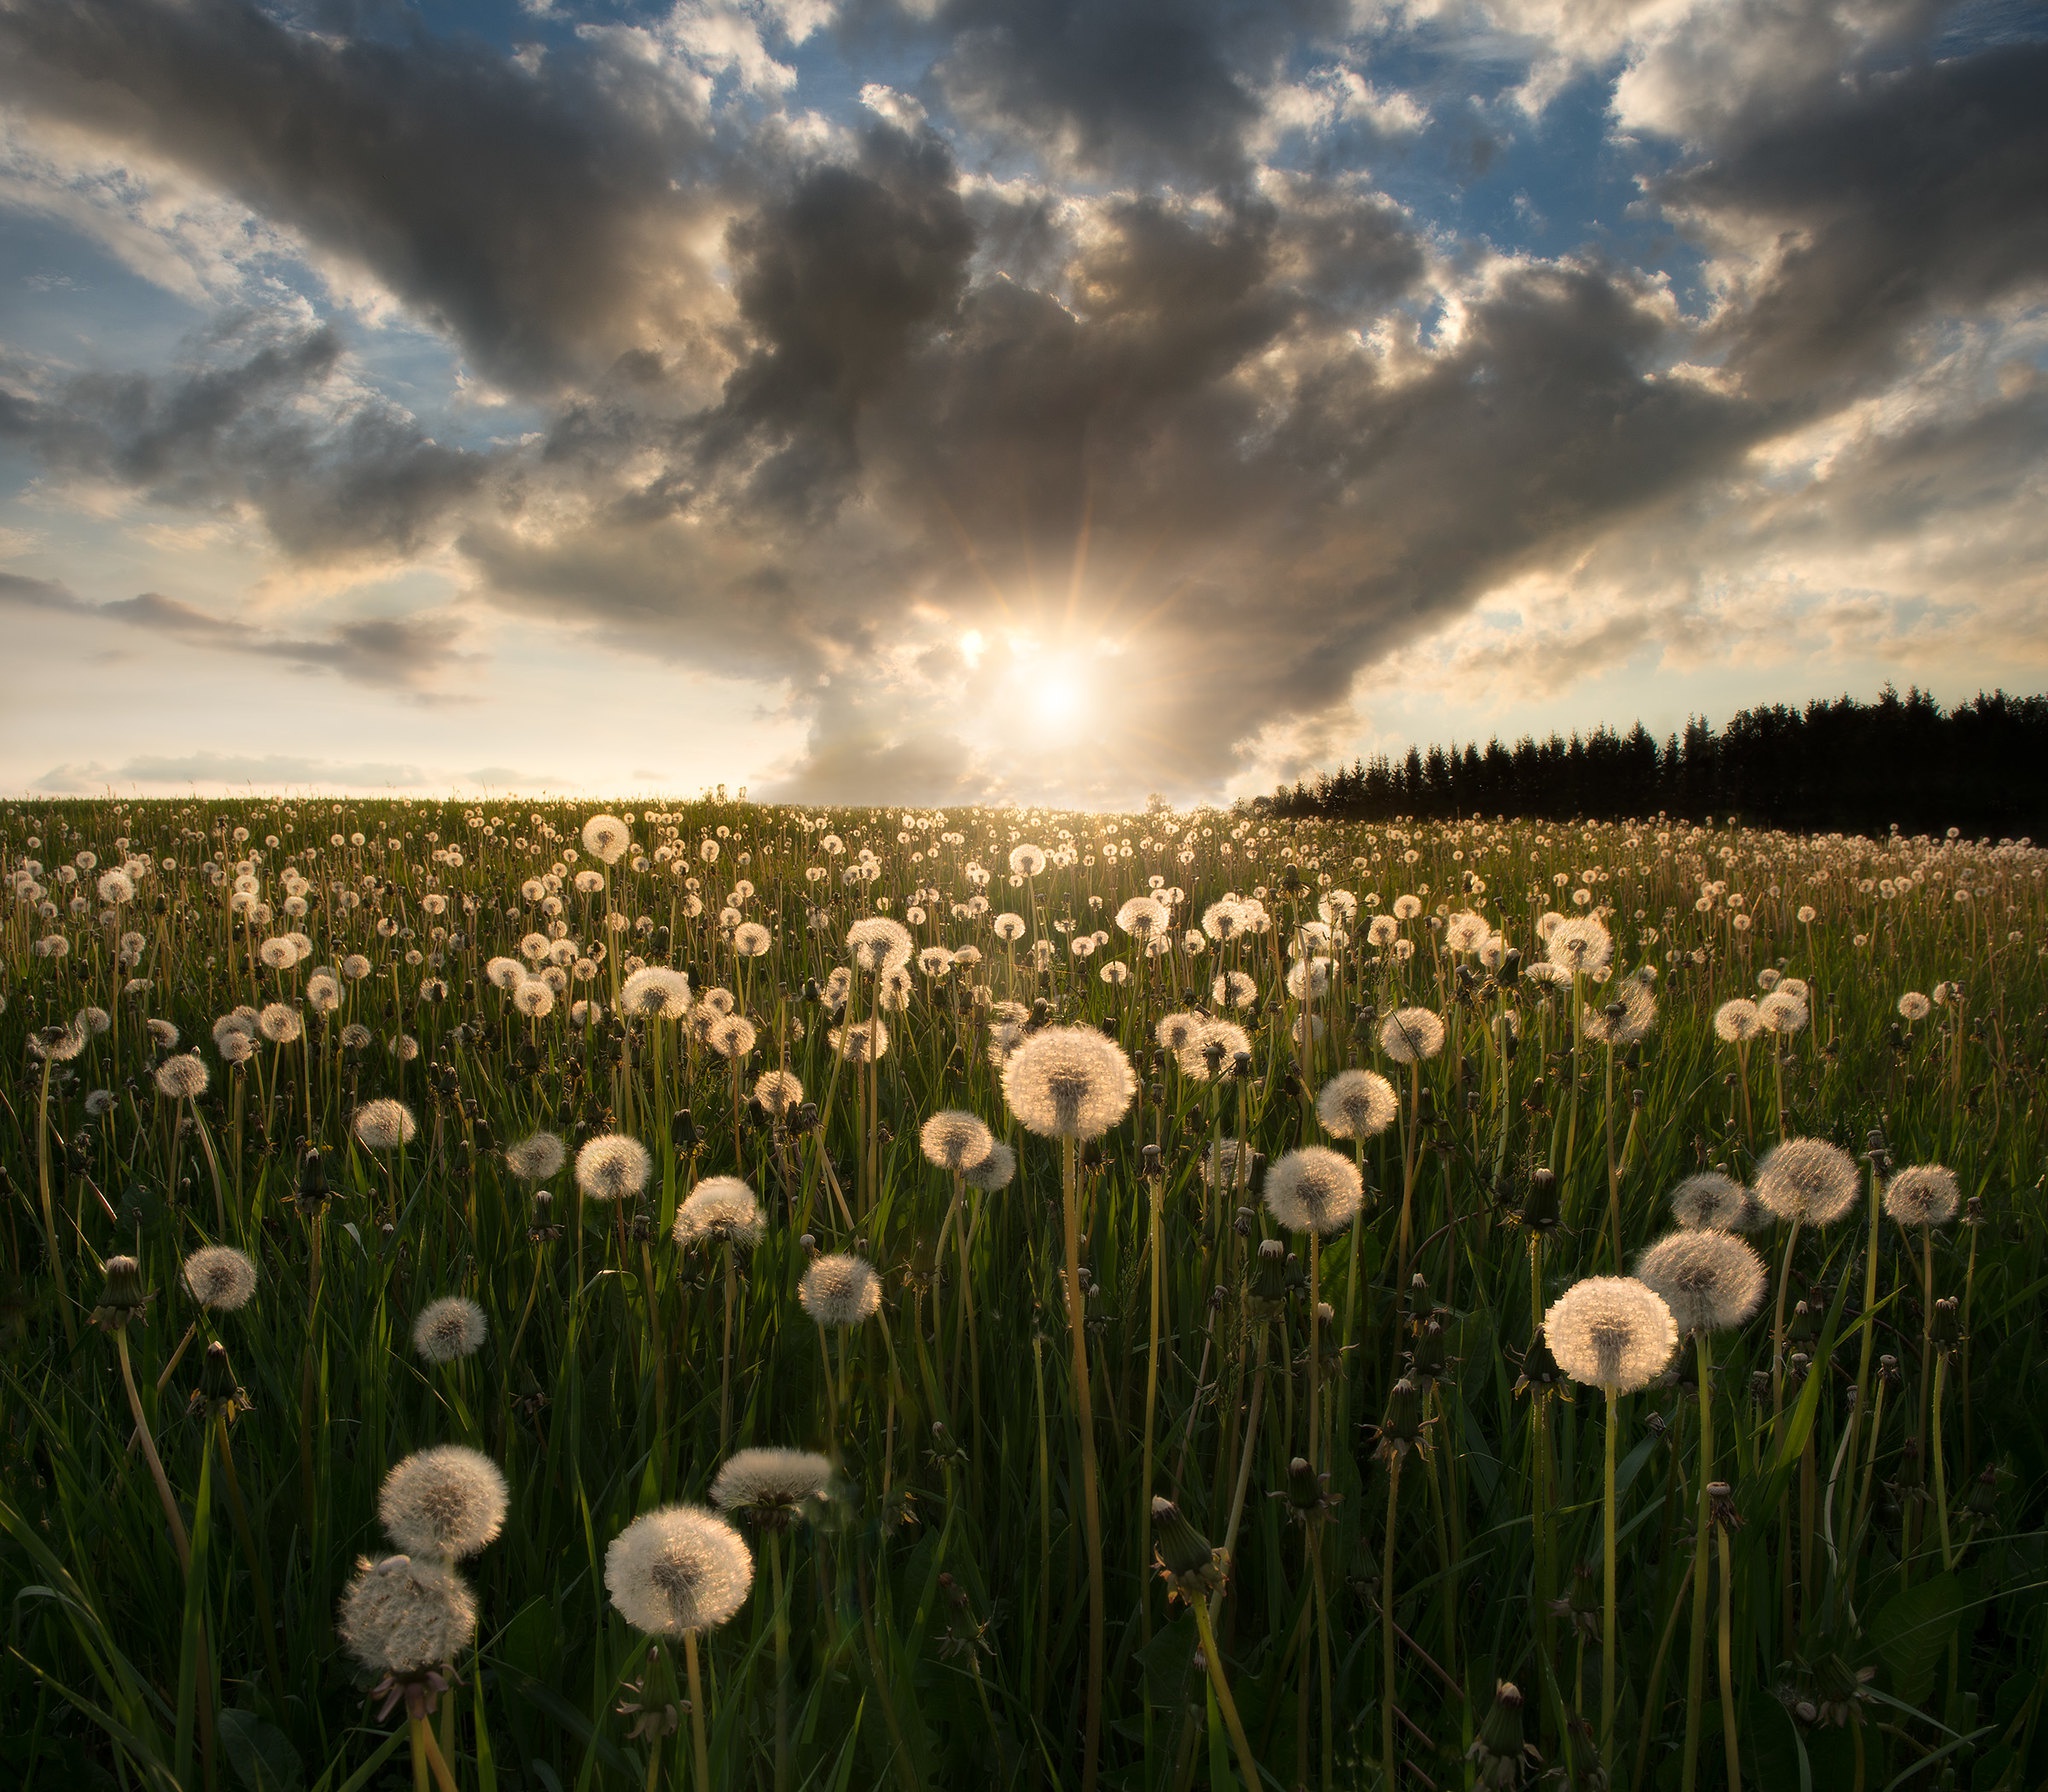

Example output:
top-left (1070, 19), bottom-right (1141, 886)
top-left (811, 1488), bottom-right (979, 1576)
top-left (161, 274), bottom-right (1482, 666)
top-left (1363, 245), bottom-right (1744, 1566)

top-left (1670, 41), bottom-right (2048, 399)
top-left (0, 0), bottom-right (729, 393)
top-left (0, 315), bottom-right (489, 559)
top-left (927, 0), bottom-right (1345, 184)
top-left (0, 578), bottom-right (468, 692)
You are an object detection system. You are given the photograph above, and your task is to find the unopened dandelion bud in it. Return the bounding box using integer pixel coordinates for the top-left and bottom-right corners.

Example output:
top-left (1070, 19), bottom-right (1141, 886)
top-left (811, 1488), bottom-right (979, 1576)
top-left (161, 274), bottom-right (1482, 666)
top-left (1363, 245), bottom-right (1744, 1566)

top-left (93, 1254), bottom-right (148, 1331)
top-left (1408, 1317), bottom-right (1447, 1386)
top-left (1150, 1497), bottom-right (1226, 1594)
top-left (1519, 1167), bottom-right (1559, 1232)
top-left (1283, 1457), bottom-right (1324, 1515)
top-left (297, 1145), bottom-right (328, 1206)
top-left (671, 1109), bottom-right (698, 1149)
top-left (1379, 1377), bottom-right (1426, 1454)
top-left (1469, 1681), bottom-right (1537, 1788)
top-left (1933, 1296), bottom-right (1959, 1348)
top-left (1250, 1239), bottom-right (1287, 1313)
top-left (196, 1340), bottom-right (250, 1420)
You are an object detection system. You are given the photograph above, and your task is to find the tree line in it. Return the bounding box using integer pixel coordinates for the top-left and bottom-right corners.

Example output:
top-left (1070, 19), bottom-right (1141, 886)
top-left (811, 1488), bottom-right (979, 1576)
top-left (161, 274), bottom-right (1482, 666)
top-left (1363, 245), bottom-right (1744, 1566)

top-left (1264, 687), bottom-right (2048, 837)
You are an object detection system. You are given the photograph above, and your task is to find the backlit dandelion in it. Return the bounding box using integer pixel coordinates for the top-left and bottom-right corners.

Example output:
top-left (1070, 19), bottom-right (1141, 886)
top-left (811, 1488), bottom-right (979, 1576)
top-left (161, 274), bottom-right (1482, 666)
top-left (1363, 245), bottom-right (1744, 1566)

top-left (581, 815), bottom-right (631, 865)
top-left (413, 1296), bottom-right (487, 1364)
top-left (1544, 1276), bottom-right (1677, 1393)
top-left (576, 1134), bottom-right (652, 1203)
top-left (1317, 1068), bottom-right (1398, 1139)
top-left (1713, 1000), bottom-right (1762, 1043)
top-left (711, 1448), bottom-right (833, 1528)
top-left (1883, 1165), bottom-right (1960, 1227)
top-left (505, 1132), bottom-right (567, 1182)
top-left (606, 1505), bottom-right (753, 1636)
top-left (799, 1254), bottom-right (882, 1328)
top-left (379, 1445), bottom-right (508, 1560)
top-left (1635, 1233), bottom-right (1767, 1335)
top-left (674, 1177), bottom-right (766, 1250)
top-left (920, 1109), bottom-right (995, 1173)
top-left (1379, 1007), bottom-right (1446, 1063)
top-left (1752, 1138), bottom-right (1858, 1226)
top-left (338, 1554), bottom-right (477, 1676)
top-left (155, 1053), bottom-right (210, 1100)
top-left (183, 1244), bottom-right (258, 1311)
top-left (1669, 1171), bottom-right (1750, 1231)
top-left (1263, 1147), bottom-right (1364, 1236)
top-left (354, 1098), bottom-right (418, 1152)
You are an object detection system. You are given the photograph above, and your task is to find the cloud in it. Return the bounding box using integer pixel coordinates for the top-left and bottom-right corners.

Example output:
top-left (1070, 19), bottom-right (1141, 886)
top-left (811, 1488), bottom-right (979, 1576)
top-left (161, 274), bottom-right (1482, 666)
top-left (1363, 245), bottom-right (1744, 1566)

top-left (929, 0), bottom-right (1347, 185)
top-left (1668, 42), bottom-right (2048, 401)
top-left (26, 752), bottom-right (562, 792)
top-left (0, 573), bottom-right (472, 692)
top-left (0, 0), bottom-right (738, 394)
top-left (0, 310), bottom-right (492, 560)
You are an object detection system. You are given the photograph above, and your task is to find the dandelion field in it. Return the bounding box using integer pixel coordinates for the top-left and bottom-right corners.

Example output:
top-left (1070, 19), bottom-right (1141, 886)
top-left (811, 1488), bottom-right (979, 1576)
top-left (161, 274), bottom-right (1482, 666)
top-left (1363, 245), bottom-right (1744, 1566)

top-left (2, 797), bottom-right (2045, 1792)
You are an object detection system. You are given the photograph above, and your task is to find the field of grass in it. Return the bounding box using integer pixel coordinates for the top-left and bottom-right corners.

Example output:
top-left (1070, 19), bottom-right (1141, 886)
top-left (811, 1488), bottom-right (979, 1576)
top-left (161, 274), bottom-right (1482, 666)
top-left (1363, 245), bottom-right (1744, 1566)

top-left (2, 797), bottom-right (2044, 1792)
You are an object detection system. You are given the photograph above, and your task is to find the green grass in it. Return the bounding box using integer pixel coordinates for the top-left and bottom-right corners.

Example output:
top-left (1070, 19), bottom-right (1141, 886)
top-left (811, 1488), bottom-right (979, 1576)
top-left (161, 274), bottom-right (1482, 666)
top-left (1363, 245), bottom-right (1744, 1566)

top-left (1, 797), bottom-right (2043, 1792)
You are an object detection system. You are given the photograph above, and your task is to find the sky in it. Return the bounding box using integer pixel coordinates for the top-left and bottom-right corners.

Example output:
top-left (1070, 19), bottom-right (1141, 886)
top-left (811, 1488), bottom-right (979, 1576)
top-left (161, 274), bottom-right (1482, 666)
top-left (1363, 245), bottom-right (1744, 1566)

top-left (0, 0), bottom-right (2043, 808)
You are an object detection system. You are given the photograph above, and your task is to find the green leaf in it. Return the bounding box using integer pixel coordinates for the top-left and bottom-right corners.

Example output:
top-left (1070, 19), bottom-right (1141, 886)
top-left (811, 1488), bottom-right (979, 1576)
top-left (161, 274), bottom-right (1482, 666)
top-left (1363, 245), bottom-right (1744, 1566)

top-left (1864, 1569), bottom-right (1983, 1707)
top-left (218, 1708), bottom-right (306, 1792)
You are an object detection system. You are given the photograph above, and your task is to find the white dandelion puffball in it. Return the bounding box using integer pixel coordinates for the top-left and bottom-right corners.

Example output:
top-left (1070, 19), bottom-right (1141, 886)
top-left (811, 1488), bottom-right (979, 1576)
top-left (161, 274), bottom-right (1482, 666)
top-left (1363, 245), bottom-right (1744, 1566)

top-left (710, 1448), bottom-right (833, 1523)
top-left (965, 1139), bottom-right (1018, 1191)
top-left (1264, 1147), bottom-right (1365, 1237)
top-left (920, 1109), bottom-right (995, 1173)
top-left (830, 1018), bottom-right (890, 1064)
top-left (1316, 1069), bottom-right (1398, 1140)
top-left (1752, 1138), bottom-right (1859, 1227)
top-left (847, 916), bottom-right (914, 972)
top-left (754, 1069), bottom-right (803, 1117)
top-left (505, 1132), bottom-right (567, 1182)
top-left (354, 1098), bottom-right (418, 1152)
top-left (413, 1296), bottom-right (488, 1364)
top-left (1545, 916), bottom-right (1613, 975)
top-left (1380, 1007), bottom-right (1446, 1064)
top-left (581, 814), bottom-right (631, 865)
top-left (1883, 1164), bottom-right (1960, 1228)
top-left (155, 1054), bottom-right (210, 1101)
top-left (732, 921), bottom-right (773, 958)
top-left (708, 1013), bottom-right (757, 1060)
top-left (576, 1133), bottom-right (652, 1203)
top-left (1178, 1019), bottom-right (1251, 1081)
top-left (1002, 1026), bottom-right (1136, 1140)
top-left (1713, 999), bottom-right (1762, 1043)
top-left (799, 1254), bottom-right (883, 1328)
top-left (1155, 1012), bottom-right (1205, 1054)
top-left (512, 979), bottom-right (555, 1019)
top-left (1757, 990), bottom-right (1808, 1036)
top-left (183, 1245), bottom-right (258, 1311)
top-left (674, 1177), bottom-right (766, 1250)
top-left (338, 1554), bottom-right (477, 1675)
top-left (606, 1505), bottom-right (754, 1636)
top-left (1009, 844), bottom-right (1047, 878)
top-left (1669, 1171), bottom-right (1751, 1232)
top-left (621, 966), bottom-right (692, 1020)
top-left (379, 1445), bottom-right (509, 1560)
top-left (1543, 1277), bottom-right (1678, 1393)
top-left (1897, 991), bottom-right (1931, 1022)
top-left (1635, 1232), bottom-right (1767, 1335)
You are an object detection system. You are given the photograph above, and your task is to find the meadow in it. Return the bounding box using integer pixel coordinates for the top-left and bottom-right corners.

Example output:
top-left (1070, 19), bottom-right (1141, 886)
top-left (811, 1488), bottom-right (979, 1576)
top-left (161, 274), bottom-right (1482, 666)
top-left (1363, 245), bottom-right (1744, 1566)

top-left (1, 796), bottom-right (2043, 1792)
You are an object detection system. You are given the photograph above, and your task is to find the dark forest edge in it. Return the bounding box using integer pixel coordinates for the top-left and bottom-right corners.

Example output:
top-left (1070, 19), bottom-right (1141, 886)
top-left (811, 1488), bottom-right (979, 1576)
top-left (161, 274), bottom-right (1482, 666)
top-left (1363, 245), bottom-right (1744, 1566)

top-left (1264, 687), bottom-right (2048, 838)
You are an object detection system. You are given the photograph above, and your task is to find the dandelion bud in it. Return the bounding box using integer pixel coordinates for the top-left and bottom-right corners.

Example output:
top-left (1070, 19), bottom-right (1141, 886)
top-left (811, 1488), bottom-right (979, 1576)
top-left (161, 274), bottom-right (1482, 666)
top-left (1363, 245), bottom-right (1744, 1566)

top-left (1282, 1457), bottom-right (1325, 1516)
top-left (1232, 1207), bottom-right (1253, 1239)
top-left (1519, 1168), bottom-right (1559, 1233)
top-left (1246, 1152), bottom-right (1267, 1197)
top-left (1933, 1296), bottom-right (1959, 1348)
top-left (1141, 1143), bottom-right (1161, 1180)
top-left (671, 1109), bottom-right (698, 1149)
top-left (1468, 1681), bottom-right (1537, 1788)
top-left (1408, 1317), bottom-right (1447, 1386)
top-left (195, 1341), bottom-right (251, 1421)
top-left (1500, 948), bottom-right (1522, 985)
top-left (297, 1145), bottom-right (328, 1206)
top-left (93, 1255), bottom-right (148, 1331)
top-left (1150, 1497), bottom-right (1226, 1594)
top-left (1250, 1238), bottom-right (1288, 1313)
top-left (1377, 1377), bottom-right (1426, 1458)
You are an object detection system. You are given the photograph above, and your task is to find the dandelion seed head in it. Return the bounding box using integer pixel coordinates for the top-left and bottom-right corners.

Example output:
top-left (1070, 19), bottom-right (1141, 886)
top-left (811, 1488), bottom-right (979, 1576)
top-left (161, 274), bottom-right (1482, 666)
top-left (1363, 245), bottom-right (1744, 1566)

top-left (830, 1017), bottom-right (890, 1064)
top-left (1669, 1171), bottom-right (1750, 1232)
top-left (1635, 1232), bottom-right (1767, 1334)
top-left (674, 1176), bottom-right (765, 1250)
top-left (1752, 1138), bottom-right (1859, 1227)
top-left (581, 814), bottom-right (631, 865)
top-left (1542, 1277), bottom-right (1677, 1393)
top-left (1263, 1146), bottom-right (1364, 1237)
top-left (1002, 1026), bottom-right (1136, 1140)
top-left (710, 1448), bottom-right (833, 1526)
top-left (354, 1098), bottom-right (418, 1152)
top-left (338, 1553), bottom-right (477, 1675)
top-left (412, 1296), bottom-right (487, 1364)
top-left (620, 967), bottom-right (692, 1020)
top-left (964, 1139), bottom-right (1017, 1191)
top-left (799, 1254), bottom-right (883, 1328)
top-left (1379, 1007), bottom-right (1446, 1064)
top-left (1177, 1019), bottom-right (1250, 1081)
top-left (754, 1069), bottom-right (803, 1117)
top-left (1757, 990), bottom-right (1808, 1036)
top-left (1713, 999), bottom-right (1762, 1043)
top-left (1897, 991), bottom-right (1931, 1022)
top-left (708, 1013), bottom-right (757, 1060)
top-left (1316, 1069), bottom-right (1398, 1140)
top-left (1155, 1012), bottom-right (1204, 1054)
top-left (505, 1132), bottom-right (567, 1182)
top-left (183, 1245), bottom-right (257, 1311)
top-left (1009, 844), bottom-right (1047, 877)
top-left (847, 916), bottom-right (914, 972)
top-left (920, 1109), bottom-right (995, 1173)
top-left (1544, 915), bottom-right (1613, 974)
top-left (605, 1505), bottom-right (754, 1636)
top-left (1883, 1164), bottom-right (1960, 1228)
top-left (576, 1133), bottom-right (652, 1203)
top-left (154, 1054), bottom-right (210, 1100)
top-left (379, 1445), bottom-right (508, 1560)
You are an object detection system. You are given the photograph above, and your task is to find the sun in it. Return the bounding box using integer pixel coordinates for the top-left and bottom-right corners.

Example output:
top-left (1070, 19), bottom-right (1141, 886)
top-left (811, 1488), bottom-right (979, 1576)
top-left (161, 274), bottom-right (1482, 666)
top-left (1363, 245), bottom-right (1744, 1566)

top-left (1031, 675), bottom-right (1083, 726)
